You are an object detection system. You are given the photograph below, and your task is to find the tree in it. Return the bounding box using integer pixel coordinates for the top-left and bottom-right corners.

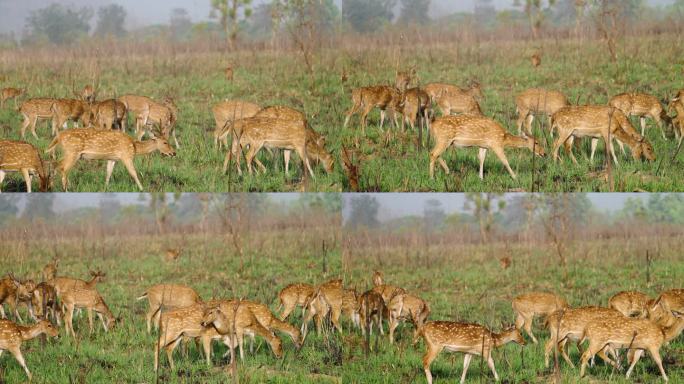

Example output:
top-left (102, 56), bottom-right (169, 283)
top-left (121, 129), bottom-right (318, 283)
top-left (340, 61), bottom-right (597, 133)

top-left (398, 0), bottom-right (430, 25)
top-left (464, 193), bottom-right (506, 243)
top-left (342, 0), bottom-right (395, 33)
top-left (170, 8), bottom-right (193, 41)
top-left (94, 4), bottom-right (126, 38)
top-left (423, 199), bottom-right (445, 232)
top-left (24, 4), bottom-right (93, 45)
top-left (346, 194), bottom-right (380, 229)
top-left (514, 0), bottom-right (557, 39)
top-left (210, 0), bottom-right (253, 50)
top-left (538, 194), bottom-right (592, 265)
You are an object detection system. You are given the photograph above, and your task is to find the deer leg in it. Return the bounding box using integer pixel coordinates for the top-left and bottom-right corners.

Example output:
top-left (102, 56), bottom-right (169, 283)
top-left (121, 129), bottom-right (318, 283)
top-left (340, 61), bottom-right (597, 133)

top-left (121, 158), bottom-right (143, 191)
top-left (105, 160), bottom-right (116, 189)
top-left (65, 303), bottom-right (75, 338)
top-left (604, 134), bottom-right (619, 166)
top-left (429, 141), bottom-right (449, 179)
top-left (553, 130), bottom-right (573, 163)
top-left (462, 354), bottom-right (477, 384)
top-left (166, 337), bottom-right (183, 371)
top-left (343, 102), bottom-right (361, 129)
top-left (21, 168), bottom-right (31, 193)
top-left (478, 148), bottom-right (487, 180)
top-left (296, 146), bottom-right (316, 179)
top-left (20, 115), bottom-right (30, 138)
top-left (589, 138), bottom-right (599, 163)
top-left (283, 150), bottom-right (291, 176)
top-left (516, 109), bottom-right (528, 136)
top-left (244, 144), bottom-right (263, 175)
top-left (389, 317), bottom-right (398, 344)
top-left (59, 154), bottom-right (79, 192)
top-left (30, 116), bottom-right (39, 139)
top-left (280, 302), bottom-right (295, 321)
top-left (625, 348), bottom-right (644, 378)
top-left (422, 343), bottom-right (443, 384)
top-left (87, 308), bottom-right (94, 334)
top-left (492, 147), bottom-right (517, 180)
top-left (0, 170), bottom-right (5, 192)
top-left (378, 110), bottom-right (386, 131)
top-left (9, 346), bottom-right (31, 380)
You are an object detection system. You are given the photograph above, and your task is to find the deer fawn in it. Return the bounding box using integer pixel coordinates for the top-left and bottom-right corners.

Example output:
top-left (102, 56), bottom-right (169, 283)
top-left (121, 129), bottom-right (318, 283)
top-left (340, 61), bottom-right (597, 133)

top-left (512, 292), bottom-right (568, 344)
top-left (609, 92), bottom-right (671, 140)
top-left (580, 310), bottom-right (684, 382)
top-left (0, 274), bottom-right (32, 322)
top-left (388, 293), bottom-right (430, 344)
top-left (0, 140), bottom-right (48, 192)
top-left (62, 288), bottom-right (115, 338)
top-left (301, 279), bottom-right (344, 338)
top-left (669, 93), bottom-right (684, 145)
top-left (51, 99), bottom-right (89, 134)
top-left (357, 290), bottom-right (386, 337)
top-left (551, 105), bottom-right (655, 165)
top-left (1, 87), bottom-right (24, 109)
top-left (212, 100), bottom-right (261, 148)
top-left (278, 283), bottom-right (315, 321)
top-left (47, 128), bottom-right (176, 191)
top-left (164, 248), bottom-right (182, 262)
top-left (81, 85), bottom-right (96, 103)
top-left (608, 291), bottom-right (652, 318)
top-left (395, 67), bottom-right (416, 92)
top-left (429, 115), bottom-right (545, 180)
top-left (343, 85), bottom-right (401, 134)
top-left (42, 258), bottom-right (58, 282)
top-left (424, 82), bottom-right (484, 117)
top-left (0, 319), bottom-right (59, 380)
top-left (417, 321), bottom-right (525, 384)
top-left (137, 284), bottom-right (202, 333)
top-left (531, 53), bottom-right (542, 68)
top-left (31, 282), bottom-right (60, 324)
top-left (136, 98), bottom-right (179, 148)
top-left (19, 98), bottom-right (55, 139)
top-left (515, 88), bottom-right (569, 137)
top-left (398, 87), bottom-right (432, 143)
top-left (650, 289), bottom-right (684, 327)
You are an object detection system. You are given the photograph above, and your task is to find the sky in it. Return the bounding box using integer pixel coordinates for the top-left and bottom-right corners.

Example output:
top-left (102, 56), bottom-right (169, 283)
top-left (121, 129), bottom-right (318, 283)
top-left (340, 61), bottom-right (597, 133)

top-left (0, 0), bottom-right (675, 35)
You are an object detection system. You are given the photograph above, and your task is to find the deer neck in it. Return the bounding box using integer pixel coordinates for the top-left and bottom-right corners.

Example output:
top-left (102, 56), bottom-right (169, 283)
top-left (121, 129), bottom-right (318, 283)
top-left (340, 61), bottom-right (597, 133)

top-left (493, 330), bottom-right (514, 348)
top-left (503, 134), bottom-right (529, 150)
top-left (133, 140), bottom-right (158, 156)
top-left (663, 317), bottom-right (684, 343)
top-left (84, 276), bottom-right (99, 289)
top-left (18, 324), bottom-right (47, 341)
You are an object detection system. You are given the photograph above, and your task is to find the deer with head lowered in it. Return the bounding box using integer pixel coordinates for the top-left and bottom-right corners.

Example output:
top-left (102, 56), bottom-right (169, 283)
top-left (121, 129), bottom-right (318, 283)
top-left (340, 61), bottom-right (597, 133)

top-left (429, 115), bottom-right (545, 180)
top-left (278, 283), bottom-right (315, 321)
top-left (424, 82), bottom-right (484, 117)
top-left (1, 87), bottom-right (24, 109)
top-left (0, 140), bottom-right (48, 192)
top-left (0, 274), bottom-right (33, 322)
top-left (212, 100), bottom-right (261, 148)
top-left (512, 292), bottom-right (568, 344)
top-left (19, 98), bottom-right (55, 139)
top-left (62, 287), bottom-right (116, 338)
top-left (46, 128), bottom-right (176, 191)
top-left (51, 98), bottom-right (90, 135)
top-left (609, 92), bottom-right (671, 140)
top-left (343, 85), bottom-right (402, 134)
top-left (83, 99), bottom-right (127, 131)
top-left (388, 292), bottom-right (430, 344)
top-left (515, 88), bottom-right (569, 137)
top-left (0, 319), bottom-right (59, 380)
top-left (136, 284), bottom-right (202, 333)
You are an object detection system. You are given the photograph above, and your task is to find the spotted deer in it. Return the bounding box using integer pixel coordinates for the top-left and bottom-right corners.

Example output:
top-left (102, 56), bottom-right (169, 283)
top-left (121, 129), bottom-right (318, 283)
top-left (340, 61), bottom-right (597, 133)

top-left (47, 128), bottom-right (176, 191)
top-left (62, 288), bottom-right (115, 338)
top-left (0, 319), bottom-right (59, 380)
top-left (668, 93), bottom-right (684, 145)
top-left (154, 303), bottom-right (215, 370)
top-left (650, 289), bottom-right (684, 327)
top-left (515, 88), bottom-right (569, 137)
top-left (0, 140), bottom-right (48, 193)
top-left (608, 291), bottom-right (652, 318)
top-left (51, 98), bottom-right (89, 134)
top-left (30, 282), bottom-right (60, 324)
top-left (1, 87), bottom-right (24, 109)
top-left (357, 290), bottom-right (386, 337)
top-left (84, 99), bottom-right (127, 131)
top-left (343, 85), bottom-right (402, 134)
top-left (395, 67), bottom-right (416, 92)
top-left (398, 87), bottom-right (431, 137)
top-left (81, 85), bottom-right (96, 103)
top-left (388, 293), bottom-right (430, 344)
top-left (136, 98), bottom-right (179, 148)
top-left (164, 248), bottom-right (182, 262)
top-left (19, 98), bottom-right (55, 138)
top-left (0, 274), bottom-right (32, 322)
top-left (417, 321), bottom-right (525, 384)
top-left (424, 82), bottom-right (484, 116)
top-left (212, 100), bottom-right (261, 148)
top-left (136, 284), bottom-right (202, 333)
top-left (512, 292), bottom-right (568, 344)
top-left (42, 258), bottom-right (58, 282)
top-left (278, 283), bottom-right (315, 321)
top-left (49, 270), bottom-right (105, 299)
top-left (609, 92), bottom-right (671, 140)
top-left (429, 115), bottom-right (545, 180)
top-left (301, 279), bottom-right (344, 338)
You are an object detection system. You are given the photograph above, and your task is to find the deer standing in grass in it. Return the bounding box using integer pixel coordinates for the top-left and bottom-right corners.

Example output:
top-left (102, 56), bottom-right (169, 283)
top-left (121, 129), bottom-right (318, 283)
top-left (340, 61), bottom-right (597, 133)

top-left (0, 319), bottom-right (59, 380)
top-left (357, 290), bottom-right (386, 337)
top-left (424, 82), bottom-right (484, 116)
top-left (1, 88), bottom-right (24, 109)
top-left (137, 284), bottom-right (202, 333)
top-left (512, 292), bottom-right (568, 344)
top-left (51, 99), bottom-right (89, 134)
top-left (81, 85), bottom-right (96, 103)
top-left (47, 128), bottom-right (176, 191)
top-left (370, 271), bottom-right (406, 304)
top-left (19, 98), bottom-right (55, 139)
top-left (429, 115), bottom-right (545, 180)
top-left (0, 275), bottom-right (32, 322)
top-left (343, 85), bottom-right (402, 134)
top-left (164, 248), bottom-right (182, 263)
top-left (608, 291), bottom-right (652, 318)
top-left (651, 289), bottom-right (684, 327)
top-left (278, 283), bottom-right (315, 321)
top-left (669, 93), bottom-right (684, 145)
top-left (84, 99), bottom-right (127, 131)
top-left (515, 88), bottom-right (569, 137)
top-left (417, 321), bottom-right (525, 384)
top-left (395, 67), bottom-right (416, 92)
top-left (212, 100), bottom-right (261, 148)
top-left (136, 98), bottom-right (179, 148)
top-left (62, 288), bottom-right (115, 338)
top-left (31, 282), bottom-right (60, 324)
top-left (398, 87), bottom-right (432, 144)
top-left (580, 310), bottom-right (684, 382)
top-left (609, 92), bottom-right (671, 140)
top-left (551, 105), bottom-right (656, 165)
top-left (301, 279), bottom-right (344, 338)
top-left (387, 293), bottom-right (430, 344)
top-left (0, 140), bottom-right (48, 192)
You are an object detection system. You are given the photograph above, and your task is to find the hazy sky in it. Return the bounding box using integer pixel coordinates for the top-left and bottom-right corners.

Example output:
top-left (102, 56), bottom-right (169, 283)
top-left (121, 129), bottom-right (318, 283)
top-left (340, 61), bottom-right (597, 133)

top-left (0, 0), bottom-right (675, 35)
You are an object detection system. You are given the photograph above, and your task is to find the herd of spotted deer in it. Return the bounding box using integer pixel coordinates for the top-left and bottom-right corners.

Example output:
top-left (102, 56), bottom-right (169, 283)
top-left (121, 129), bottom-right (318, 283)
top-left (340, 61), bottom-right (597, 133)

top-left (0, 261), bottom-right (682, 383)
top-left (0, 67), bottom-right (684, 191)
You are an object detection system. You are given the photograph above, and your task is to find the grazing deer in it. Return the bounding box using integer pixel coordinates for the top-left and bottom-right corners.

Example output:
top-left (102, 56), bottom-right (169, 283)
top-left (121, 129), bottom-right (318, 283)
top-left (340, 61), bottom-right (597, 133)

top-left (301, 279), bottom-right (344, 338)
top-left (136, 99), bottom-right (179, 148)
top-left (398, 87), bottom-right (431, 136)
top-left (81, 85), bottom-right (96, 103)
top-left (650, 289), bottom-right (684, 327)
top-left (551, 105), bottom-right (656, 165)
top-left (0, 140), bottom-right (48, 193)
top-left (609, 291), bottom-right (652, 318)
top-left (225, 66), bottom-right (234, 81)
top-left (1, 87), bottom-right (24, 109)
top-left (343, 85), bottom-right (401, 134)
top-left (512, 292), bottom-right (568, 344)
top-left (531, 53), bottom-right (542, 68)
top-left (212, 100), bottom-right (261, 148)
top-left (278, 283), bottom-right (315, 321)
top-left (580, 311), bottom-right (684, 382)
top-left (0, 275), bottom-right (32, 322)
top-left (164, 248), bottom-right (182, 262)
top-left (357, 290), bottom-right (386, 337)
top-left (395, 67), bottom-right (416, 92)
top-left (424, 82), bottom-right (484, 117)
top-left (137, 284), bottom-right (202, 333)
top-left (371, 284), bottom-right (406, 305)
top-left (609, 92), bottom-right (671, 140)
top-left (342, 288), bottom-right (360, 329)
top-left (388, 293), bottom-right (430, 344)
top-left (19, 98), bottom-right (55, 139)
top-left (543, 306), bottom-right (624, 368)
top-left (31, 282), bottom-right (60, 324)
top-left (62, 288), bottom-right (115, 338)
top-left (118, 94), bottom-right (153, 130)
top-left (429, 115), bottom-right (545, 180)
top-left (47, 128), bottom-right (176, 191)
top-left (49, 270), bottom-right (105, 298)
top-left (515, 88), bottom-right (569, 137)
top-left (51, 99), bottom-right (89, 134)
top-left (240, 299), bottom-right (301, 351)
top-left (424, 82), bottom-right (484, 104)
top-left (222, 117), bottom-right (315, 178)
top-left (85, 99), bottom-right (127, 131)
top-left (417, 321), bottom-right (525, 384)
top-left (0, 319), bottom-right (59, 380)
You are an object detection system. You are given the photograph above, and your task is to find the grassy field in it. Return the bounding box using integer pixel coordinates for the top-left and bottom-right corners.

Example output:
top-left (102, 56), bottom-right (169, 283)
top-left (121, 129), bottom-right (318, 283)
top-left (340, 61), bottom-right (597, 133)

top-left (341, 231), bottom-right (684, 383)
top-left (1, 34), bottom-right (684, 192)
top-left (0, 213), bottom-right (342, 383)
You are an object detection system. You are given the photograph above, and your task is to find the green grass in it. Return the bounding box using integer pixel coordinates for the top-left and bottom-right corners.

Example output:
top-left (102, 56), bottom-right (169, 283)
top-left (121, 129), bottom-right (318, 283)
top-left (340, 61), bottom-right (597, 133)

top-left (0, 226), bottom-right (342, 383)
top-left (1, 34), bottom-right (684, 191)
top-left (342, 234), bottom-right (684, 383)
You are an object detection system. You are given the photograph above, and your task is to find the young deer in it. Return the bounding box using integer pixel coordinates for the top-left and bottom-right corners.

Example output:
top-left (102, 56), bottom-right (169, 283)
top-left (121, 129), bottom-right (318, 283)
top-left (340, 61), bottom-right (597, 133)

top-left (668, 94), bottom-right (684, 145)
top-left (51, 99), bottom-right (89, 135)
top-left (47, 128), bottom-right (176, 191)
top-left (551, 105), bottom-right (656, 165)
top-left (278, 283), bottom-right (315, 321)
top-left (19, 98), bottom-right (55, 139)
top-left (42, 258), bottom-right (58, 282)
top-left (580, 311), bottom-right (684, 382)
top-left (81, 85), bottom-right (96, 103)
top-left (429, 115), bottom-right (545, 180)
top-left (609, 92), bottom-right (671, 140)
top-left (424, 82), bottom-right (484, 116)
top-left (357, 290), bottom-right (386, 337)
top-left (153, 303), bottom-right (206, 371)
top-left (515, 88), bottom-right (569, 137)
top-left (395, 67), bottom-right (416, 92)
top-left (1, 87), bottom-right (24, 109)
top-left (608, 291), bottom-right (652, 318)
top-left (31, 282), bottom-right (60, 324)
top-left (512, 292), bottom-right (568, 344)
top-left (137, 284), bottom-right (202, 333)
top-left (212, 100), bottom-right (261, 148)
top-left (0, 274), bottom-right (32, 322)
top-left (343, 85), bottom-right (401, 134)
top-left (651, 289), bottom-right (684, 327)
top-left (49, 270), bottom-right (105, 298)
top-left (136, 99), bottom-right (179, 148)
top-left (387, 293), bottom-right (430, 344)
top-left (301, 279), bottom-right (345, 338)
top-left (0, 140), bottom-right (48, 193)
top-left (240, 299), bottom-right (301, 351)
top-left (531, 53), bottom-right (542, 68)
top-left (0, 319), bottom-right (59, 380)
top-left (62, 288), bottom-right (115, 338)
top-left (225, 66), bottom-right (234, 81)
top-left (543, 306), bottom-right (624, 368)
top-left (398, 87), bottom-right (432, 138)
top-left (85, 99), bottom-right (127, 131)
top-left (417, 321), bottom-right (525, 384)
top-left (164, 248), bottom-right (182, 263)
